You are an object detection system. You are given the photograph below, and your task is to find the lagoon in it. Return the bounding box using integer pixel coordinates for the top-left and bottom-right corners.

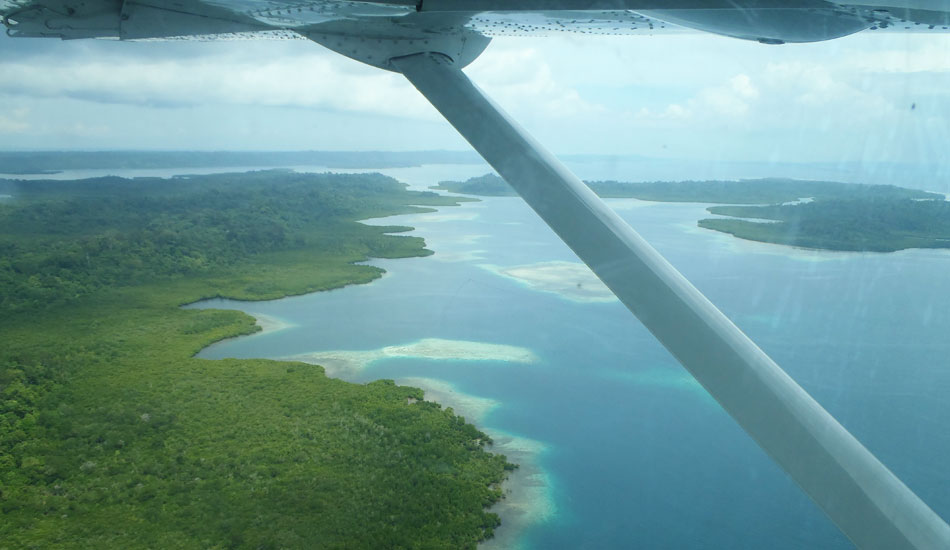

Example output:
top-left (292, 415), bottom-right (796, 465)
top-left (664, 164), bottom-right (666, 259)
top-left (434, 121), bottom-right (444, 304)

top-left (185, 166), bottom-right (950, 549)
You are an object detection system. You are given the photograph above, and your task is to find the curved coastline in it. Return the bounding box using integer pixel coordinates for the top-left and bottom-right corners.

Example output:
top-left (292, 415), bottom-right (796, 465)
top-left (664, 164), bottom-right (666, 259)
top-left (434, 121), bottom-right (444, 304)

top-left (221, 325), bottom-right (555, 548)
top-left (399, 377), bottom-right (554, 550)
top-left (186, 202), bottom-right (551, 548)
top-left (6, 169), bottom-right (515, 549)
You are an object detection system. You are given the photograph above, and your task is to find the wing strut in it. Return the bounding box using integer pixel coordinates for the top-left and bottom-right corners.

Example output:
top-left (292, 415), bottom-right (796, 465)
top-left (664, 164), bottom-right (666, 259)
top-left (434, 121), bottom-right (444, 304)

top-left (392, 51), bottom-right (950, 550)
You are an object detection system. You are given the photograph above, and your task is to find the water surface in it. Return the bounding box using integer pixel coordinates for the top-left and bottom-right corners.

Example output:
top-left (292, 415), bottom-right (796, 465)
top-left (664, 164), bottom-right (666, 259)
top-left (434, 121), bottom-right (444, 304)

top-left (189, 165), bottom-right (950, 549)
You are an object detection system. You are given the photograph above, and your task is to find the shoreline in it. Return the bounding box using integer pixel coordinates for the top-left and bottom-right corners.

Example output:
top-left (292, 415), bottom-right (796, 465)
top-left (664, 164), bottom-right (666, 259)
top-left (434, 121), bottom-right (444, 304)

top-left (280, 340), bottom-right (552, 549)
top-left (184, 198), bottom-right (550, 547)
top-left (393, 376), bottom-right (554, 550)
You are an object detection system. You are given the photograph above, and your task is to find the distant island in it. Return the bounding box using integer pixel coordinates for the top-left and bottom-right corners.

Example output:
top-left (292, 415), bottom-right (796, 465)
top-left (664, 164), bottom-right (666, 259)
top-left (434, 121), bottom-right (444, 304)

top-left (433, 173), bottom-right (948, 252)
top-left (433, 173), bottom-right (937, 203)
top-left (0, 169), bottom-right (62, 175)
top-left (433, 173), bottom-right (518, 196)
top-left (0, 150), bottom-right (484, 173)
top-left (701, 199), bottom-right (950, 252)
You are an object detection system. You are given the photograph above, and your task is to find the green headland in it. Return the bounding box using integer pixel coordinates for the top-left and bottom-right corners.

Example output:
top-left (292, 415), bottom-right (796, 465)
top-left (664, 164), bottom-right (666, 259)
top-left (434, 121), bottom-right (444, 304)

top-left (0, 170), bottom-right (511, 549)
top-left (434, 173), bottom-right (948, 252)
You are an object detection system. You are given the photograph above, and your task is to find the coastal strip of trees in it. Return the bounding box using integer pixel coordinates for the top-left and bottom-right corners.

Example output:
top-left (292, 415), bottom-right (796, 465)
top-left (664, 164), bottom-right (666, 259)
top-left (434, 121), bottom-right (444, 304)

top-left (701, 198), bottom-right (950, 252)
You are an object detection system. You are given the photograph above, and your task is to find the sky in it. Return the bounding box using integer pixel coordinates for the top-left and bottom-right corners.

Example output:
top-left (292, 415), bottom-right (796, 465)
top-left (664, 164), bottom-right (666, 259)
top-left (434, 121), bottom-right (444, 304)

top-left (0, 25), bottom-right (948, 166)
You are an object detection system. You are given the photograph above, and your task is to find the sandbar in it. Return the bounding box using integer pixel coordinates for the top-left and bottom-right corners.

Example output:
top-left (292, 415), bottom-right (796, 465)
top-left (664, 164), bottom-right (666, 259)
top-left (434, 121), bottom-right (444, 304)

top-left (427, 234), bottom-right (488, 262)
top-left (487, 261), bottom-right (617, 303)
top-left (286, 337), bottom-right (538, 378)
top-left (252, 313), bottom-right (296, 334)
top-left (433, 249), bottom-right (487, 263)
top-left (413, 212), bottom-right (480, 223)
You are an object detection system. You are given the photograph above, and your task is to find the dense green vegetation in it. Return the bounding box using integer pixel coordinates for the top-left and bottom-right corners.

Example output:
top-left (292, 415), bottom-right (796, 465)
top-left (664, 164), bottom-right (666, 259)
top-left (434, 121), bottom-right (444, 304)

top-left (0, 150), bottom-right (483, 174)
top-left (0, 171), bottom-right (461, 313)
top-left (586, 178), bottom-right (940, 203)
top-left (701, 198), bottom-right (950, 252)
top-left (0, 171), bottom-right (512, 549)
top-left (433, 173), bottom-right (938, 203)
top-left (432, 174), bottom-right (516, 196)
top-left (435, 173), bottom-right (950, 252)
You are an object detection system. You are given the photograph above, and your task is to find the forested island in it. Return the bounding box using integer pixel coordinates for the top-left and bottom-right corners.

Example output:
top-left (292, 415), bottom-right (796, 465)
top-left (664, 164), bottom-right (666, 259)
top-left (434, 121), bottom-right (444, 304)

top-left (701, 199), bottom-right (950, 252)
top-left (0, 170), bottom-right (512, 549)
top-left (434, 173), bottom-right (936, 202)
top-left (435, 173), bottom-right (949, 252)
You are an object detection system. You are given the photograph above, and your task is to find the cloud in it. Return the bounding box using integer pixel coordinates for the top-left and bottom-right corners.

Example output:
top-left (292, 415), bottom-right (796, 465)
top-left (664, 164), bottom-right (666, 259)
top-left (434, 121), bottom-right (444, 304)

top-left (638, 55), bottom-right (908, 131)
top-left (468, 45), bottom-right (605, 118)
top-left (0, 29), bottom-right (946, 162)
top-left (694, 73), bottom-right (759, 116)
top-left (634, 73), bottom-right (759, 121)
top-left (729, 74), bottom-right (759, 100)
top-left (0, 45), bottom-right (438, 120)
top-left (634, 103), bottom-right (691, 122)
top-left (0, 106), bottom-right (29, 133)
top-left (0, 117), bottom-right (28, 133)
top-left (761, 61), bottom-right (895, 117)
top-left (845, 40), bottom-right (950, 73)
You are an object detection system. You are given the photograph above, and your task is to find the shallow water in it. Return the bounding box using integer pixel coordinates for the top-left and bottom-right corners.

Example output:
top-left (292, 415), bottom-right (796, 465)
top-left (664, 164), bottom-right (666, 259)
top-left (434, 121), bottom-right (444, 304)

top-left (187, 166), bottom-right (950, 549)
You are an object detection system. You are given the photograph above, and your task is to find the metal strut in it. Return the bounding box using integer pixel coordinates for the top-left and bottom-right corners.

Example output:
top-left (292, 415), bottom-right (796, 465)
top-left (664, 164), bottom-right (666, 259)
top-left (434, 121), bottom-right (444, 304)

top-left (392, 51), bottom-right (950, 549)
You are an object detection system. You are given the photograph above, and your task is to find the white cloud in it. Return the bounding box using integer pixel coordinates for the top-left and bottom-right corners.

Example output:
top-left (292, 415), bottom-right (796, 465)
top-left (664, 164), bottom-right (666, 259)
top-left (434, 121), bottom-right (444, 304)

top-left (0, 105), bottom-right (29, 133)
top-left (763, 62), bottom-right (838, 105)
top-left (634, 103), bottom-right (692, 122)
top-left (0, 116), bottom-right (28, 133)
top-left (0, 48), bottom-right (438, 120)
top-left (695, 78), bottom-right (755, 117)
top-left (0, 30), bottom-right (946, 162)
top-left (64, 122), bottom-right (111, 138)
top-left (845, 39), bottom-right (950, 73)
top-left (638, 56), bottom-right (908, 131)
top-left (468, 45), bottom-right (605, 119)
top-left (762, 61), bottom-right (894, 116)
top-left (730, 74), bottom-right (759, 100)
top-left (639, 73), bottom-right (759, 121)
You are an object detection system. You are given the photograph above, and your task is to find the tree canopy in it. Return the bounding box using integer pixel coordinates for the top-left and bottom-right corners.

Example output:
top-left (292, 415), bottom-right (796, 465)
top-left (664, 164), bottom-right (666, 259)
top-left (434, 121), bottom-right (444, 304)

top-left (1, 170), bottom-right (511, 549)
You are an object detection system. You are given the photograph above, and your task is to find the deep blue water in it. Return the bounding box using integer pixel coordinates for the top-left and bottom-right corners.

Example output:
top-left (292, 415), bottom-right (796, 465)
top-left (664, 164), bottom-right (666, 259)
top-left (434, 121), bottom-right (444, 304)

top-left (188, 168), bottom-right (950, 549)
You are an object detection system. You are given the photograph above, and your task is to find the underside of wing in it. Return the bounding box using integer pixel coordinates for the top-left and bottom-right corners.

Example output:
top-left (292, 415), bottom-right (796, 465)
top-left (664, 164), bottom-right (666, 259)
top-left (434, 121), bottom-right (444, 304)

top-left (1, 0), bottom-right (948, 43)
top-left (418, 0), bottom-right (950, 41)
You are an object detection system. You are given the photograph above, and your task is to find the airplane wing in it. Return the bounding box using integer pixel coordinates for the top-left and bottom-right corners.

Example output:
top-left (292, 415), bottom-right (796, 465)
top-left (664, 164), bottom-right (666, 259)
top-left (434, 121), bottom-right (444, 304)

top-left (1, 0), bottom-right (948, 42)
top-left (3, 2), bottom-right (950, 549)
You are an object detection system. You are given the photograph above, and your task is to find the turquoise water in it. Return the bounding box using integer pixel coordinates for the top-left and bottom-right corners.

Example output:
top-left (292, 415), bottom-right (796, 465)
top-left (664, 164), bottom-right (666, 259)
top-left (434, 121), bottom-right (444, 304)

top-left (188, 169), bottom-right (950, 548)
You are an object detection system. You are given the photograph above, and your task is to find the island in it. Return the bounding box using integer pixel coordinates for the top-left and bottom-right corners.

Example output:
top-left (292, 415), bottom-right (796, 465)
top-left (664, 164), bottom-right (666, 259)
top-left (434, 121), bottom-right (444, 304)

top-left (0, 149), bottom-right (483, 173)
top-left (0, 169), bottom-right (63, 175)
top-left (0, 170), bottom-right (513, 549)
top-left (701, 199), bottom-right (950, 252)
top-left (434, 173), bottom-right (948, 252)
